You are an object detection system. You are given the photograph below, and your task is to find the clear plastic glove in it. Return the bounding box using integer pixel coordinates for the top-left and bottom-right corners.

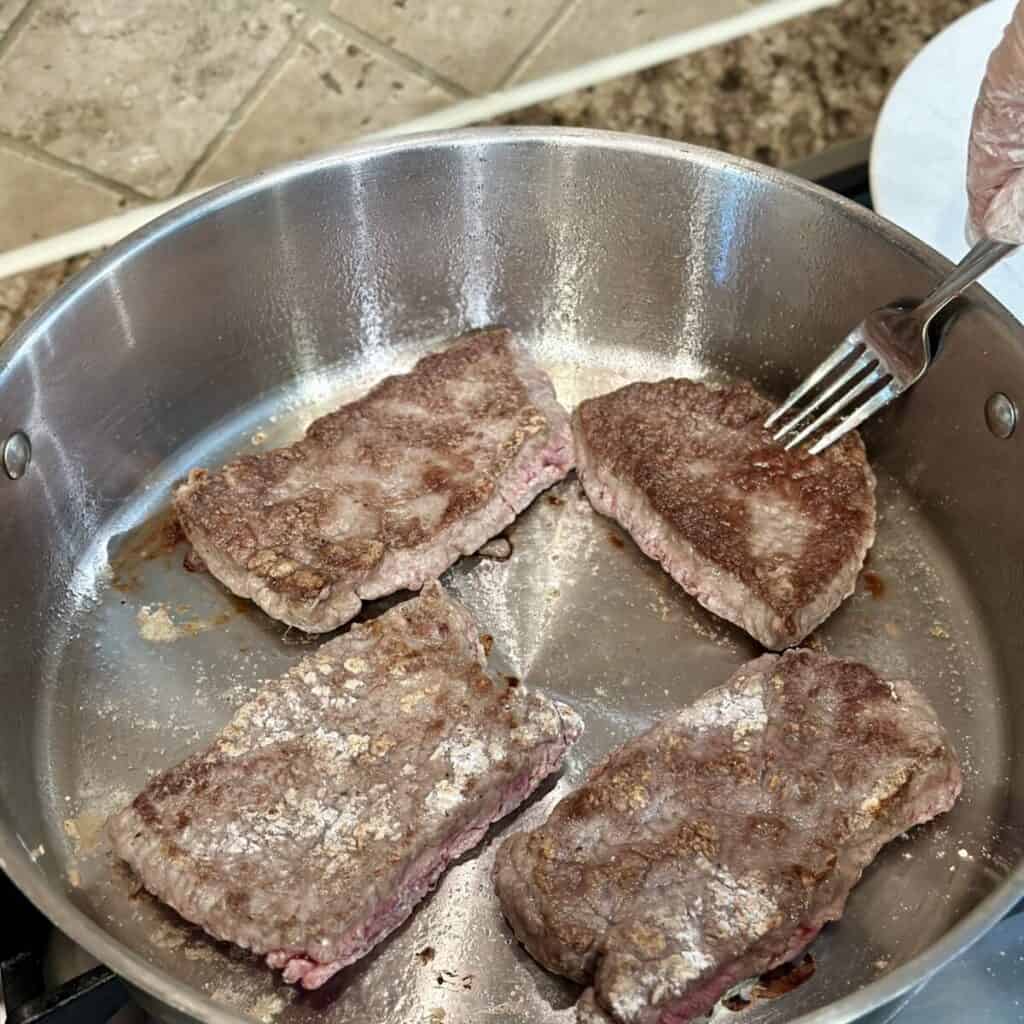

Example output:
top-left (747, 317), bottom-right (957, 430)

top-left (967, 0), bottom-right (1024, 244)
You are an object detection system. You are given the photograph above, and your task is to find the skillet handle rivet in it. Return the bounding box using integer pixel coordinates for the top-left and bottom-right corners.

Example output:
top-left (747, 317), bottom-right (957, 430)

top-left (985, 393), bottom-right (1017, 439)
top-left (3, 430), bottom-right (31, 480)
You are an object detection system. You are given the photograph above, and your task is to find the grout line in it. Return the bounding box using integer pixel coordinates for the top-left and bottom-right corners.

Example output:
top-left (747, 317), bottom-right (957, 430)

top-left (0, 0), bottom-right (38, 62)
top-left (299, 0), bottom-right (470, 98)
top-left (0, 0), bottom-right (838, 282)
top-left (360, 0), bottom-right (841, 134)
top-left (0, 0), bottom-right (155, 205)
top-left (178, 30), bottom-right (306, 192)
top-left (498, 0), bottom-right (580, 90)
top-left (0, 131), bottom-right (148, 204)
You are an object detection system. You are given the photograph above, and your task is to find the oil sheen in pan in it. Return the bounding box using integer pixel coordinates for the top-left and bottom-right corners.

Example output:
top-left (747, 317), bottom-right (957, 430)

top-left (40, 354), bottom-right (1007, 1024)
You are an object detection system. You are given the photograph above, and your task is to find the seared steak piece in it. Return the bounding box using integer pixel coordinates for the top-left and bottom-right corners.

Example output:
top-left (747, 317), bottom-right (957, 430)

top-left (572, 378), bottom-right (876, 649)
top-left (108, 583), bottom-right (582, 990)
top-left (494, 650), bottom-right (960, 1024)
top-left (175, 327), bottom-right (573, 633)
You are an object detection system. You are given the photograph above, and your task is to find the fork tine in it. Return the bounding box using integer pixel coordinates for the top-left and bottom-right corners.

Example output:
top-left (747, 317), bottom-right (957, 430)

top-left (763, 337), bottom-right (862, 429)
top-left (773, 351), bottom-right (877, 440)
top-left (783, 367), bottom-right (887, 450)
top-left (807, 380), bottom-right (902, 455)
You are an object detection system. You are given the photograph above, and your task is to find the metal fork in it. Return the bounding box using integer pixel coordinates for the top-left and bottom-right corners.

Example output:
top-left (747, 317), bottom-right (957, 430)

top-left (766, 237), bottom-right (1018, 454)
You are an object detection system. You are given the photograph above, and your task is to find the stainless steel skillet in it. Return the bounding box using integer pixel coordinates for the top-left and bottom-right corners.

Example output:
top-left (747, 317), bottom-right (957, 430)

top-left (1, 128), bottom-right (1022, 1024)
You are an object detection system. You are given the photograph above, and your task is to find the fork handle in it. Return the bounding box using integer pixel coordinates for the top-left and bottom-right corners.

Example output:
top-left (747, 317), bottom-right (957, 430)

top-left (914, 236), bottom-right (1017, 326)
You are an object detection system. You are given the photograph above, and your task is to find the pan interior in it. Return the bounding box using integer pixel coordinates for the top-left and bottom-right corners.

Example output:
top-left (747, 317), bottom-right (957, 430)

top-left (37, 332), bottom-right (1012, 1024)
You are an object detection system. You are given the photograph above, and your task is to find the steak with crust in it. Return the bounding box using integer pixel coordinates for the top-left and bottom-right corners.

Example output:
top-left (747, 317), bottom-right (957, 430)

top-left (108, 583), bottom-right (583, 990)
top-left (175, 327), bottom-right (573, 632)
top-left (572, 378), bottom-right (876, 649)
top-left (494, 649), bottom-right (960, 1024)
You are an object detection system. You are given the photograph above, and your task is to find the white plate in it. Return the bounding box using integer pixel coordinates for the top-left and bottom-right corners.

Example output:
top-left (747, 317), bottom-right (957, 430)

top-left (870, 0), bottom-right (1024, 323)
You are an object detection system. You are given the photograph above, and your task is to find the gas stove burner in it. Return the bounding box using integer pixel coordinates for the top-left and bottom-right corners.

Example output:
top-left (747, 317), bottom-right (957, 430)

top-left (0, 874), bottom-right (130, 1024)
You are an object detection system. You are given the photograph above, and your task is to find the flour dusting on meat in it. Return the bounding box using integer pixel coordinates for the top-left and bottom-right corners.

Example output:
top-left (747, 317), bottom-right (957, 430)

top-left (108, 583), bottom-right (582, 989)
top-left (572, 378), bottom-right (876, 649)
top-left (494, 649), bottom-right (960, 1024)
top-left (175, 327), bottom-right (574, 633)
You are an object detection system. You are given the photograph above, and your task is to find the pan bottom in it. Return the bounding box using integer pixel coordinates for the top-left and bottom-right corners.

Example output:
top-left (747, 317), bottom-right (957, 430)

top-left (34, 349), bottom-right (1013, 1024)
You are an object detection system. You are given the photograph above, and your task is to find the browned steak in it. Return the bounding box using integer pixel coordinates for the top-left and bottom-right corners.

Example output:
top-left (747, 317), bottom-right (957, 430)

top-left (175, 327), bottom-right (573, 632)
top-left (494, 650), bottom-right (960, 1024)
top-left (572, 379), bottom-right (876, 649)
top-left (108, 583), bottom-right (582, 990)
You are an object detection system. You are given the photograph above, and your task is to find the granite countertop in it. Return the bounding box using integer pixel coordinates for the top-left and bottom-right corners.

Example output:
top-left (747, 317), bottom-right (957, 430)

top-left (0, 0), bottom-right (982, 345)
top-left (501, 0), bottom-right (980, 168)
top-left (0, 253), bottom-right (93, 342)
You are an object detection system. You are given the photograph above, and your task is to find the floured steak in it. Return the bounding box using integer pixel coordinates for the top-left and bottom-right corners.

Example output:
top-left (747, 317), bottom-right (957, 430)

top-left (108, 583), bottom-right (583, 990)
top-left (175, 327), bottom-right (573, 632)
top-left (572, 378), bottom-right (876, 649)
top-left (494, 649), bottom-right (960, 1024)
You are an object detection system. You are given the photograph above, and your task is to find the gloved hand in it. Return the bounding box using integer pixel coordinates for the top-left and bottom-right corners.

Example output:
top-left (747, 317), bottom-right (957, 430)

top-left (967, 0), bottom-right (1024, 243)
